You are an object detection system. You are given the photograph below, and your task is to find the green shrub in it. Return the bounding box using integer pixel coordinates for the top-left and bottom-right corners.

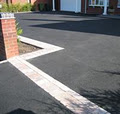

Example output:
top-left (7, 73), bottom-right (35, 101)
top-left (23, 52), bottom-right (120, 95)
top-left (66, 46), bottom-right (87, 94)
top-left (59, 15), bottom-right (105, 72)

top-left (21, 3), bottom-right (32, 12)
top-left (8, 4), bottom-right (21, 12)
top-left (39, 3), bottom-right (44, 11)
top-left (0, 3), bottom-right (9, 12)
top-left (11, 3), bottom-right (21, 12)
top-left (16, 22), bottom-right (23, 43)
top-left (0, 3), bottom-right (34, 12)
top-left (31, 4), bottom-right (36, 11)
top-left (16, 3), bottom-right (22, 12)
top-left (16, 22), bottom-right (23, 36)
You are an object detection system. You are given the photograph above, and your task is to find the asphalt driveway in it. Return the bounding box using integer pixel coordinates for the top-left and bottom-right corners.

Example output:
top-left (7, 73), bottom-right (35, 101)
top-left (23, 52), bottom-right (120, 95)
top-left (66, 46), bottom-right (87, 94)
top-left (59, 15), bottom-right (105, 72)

top-left (0, 62), bottom-right (73, 114)
top-left (16, 12), bottom-right (120, 114)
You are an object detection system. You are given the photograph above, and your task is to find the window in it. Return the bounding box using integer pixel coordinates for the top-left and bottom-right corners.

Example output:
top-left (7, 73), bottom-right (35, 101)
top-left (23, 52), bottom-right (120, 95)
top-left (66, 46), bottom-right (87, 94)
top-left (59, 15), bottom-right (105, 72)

top-left (118, 0), bottom-right (120, 8)
top-left (89, 0), bottom-right (109, 7)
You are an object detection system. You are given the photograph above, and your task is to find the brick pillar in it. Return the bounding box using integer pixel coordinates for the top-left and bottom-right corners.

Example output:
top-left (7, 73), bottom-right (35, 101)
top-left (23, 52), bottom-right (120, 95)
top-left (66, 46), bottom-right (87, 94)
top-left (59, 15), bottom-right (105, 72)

top-left (0, 13), bottom-right (19, 60)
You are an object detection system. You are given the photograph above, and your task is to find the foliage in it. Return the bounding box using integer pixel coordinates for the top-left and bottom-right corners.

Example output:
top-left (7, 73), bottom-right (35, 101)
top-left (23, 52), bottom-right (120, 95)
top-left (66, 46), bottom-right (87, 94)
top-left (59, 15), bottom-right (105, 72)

top-left (17, 37), bottom-right (21, 43)
top-left (16, 22), bottom-right (23, 43)
top-left (0, 3), bottom-right (9, 12)
top-left (8, 3), bottom-right (21, 12)
top-left (31, 4), bottom-right (36, 11)
top-left (21, 3), bottom-right (32, 12)
top-left (16, 22), bottom-right (23, 36)
top-left (39, 3), bottom-right (44, 11)
top-left (0, 3), bottom-right (35, 12)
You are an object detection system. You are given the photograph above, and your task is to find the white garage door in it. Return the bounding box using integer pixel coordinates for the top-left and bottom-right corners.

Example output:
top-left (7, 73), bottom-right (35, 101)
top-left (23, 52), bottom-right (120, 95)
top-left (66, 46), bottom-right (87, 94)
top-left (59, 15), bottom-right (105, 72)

top-left (60, 0), bottom-right (81, 12)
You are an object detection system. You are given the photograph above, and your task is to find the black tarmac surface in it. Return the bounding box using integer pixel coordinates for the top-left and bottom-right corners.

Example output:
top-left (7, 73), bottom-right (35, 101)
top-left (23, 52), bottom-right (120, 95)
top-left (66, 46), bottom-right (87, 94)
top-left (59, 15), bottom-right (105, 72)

top-left (16, 12), bottom-right (120, 114)
top-left (0, 62), bottom-right (73, 114)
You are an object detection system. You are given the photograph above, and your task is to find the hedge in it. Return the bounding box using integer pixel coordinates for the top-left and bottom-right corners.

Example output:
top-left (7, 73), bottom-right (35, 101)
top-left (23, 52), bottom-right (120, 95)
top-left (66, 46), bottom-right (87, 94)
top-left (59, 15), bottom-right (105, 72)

top-left (0, 3), bottom-right (35, 12)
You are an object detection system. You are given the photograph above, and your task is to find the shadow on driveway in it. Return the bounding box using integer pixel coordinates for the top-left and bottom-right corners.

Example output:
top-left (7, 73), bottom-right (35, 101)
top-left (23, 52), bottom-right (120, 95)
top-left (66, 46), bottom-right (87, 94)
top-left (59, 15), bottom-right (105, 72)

top-left (29, 18), bottom-right (120, 37)
top-left (80, 88), bottom-right (120, 114)
top-left (7, 109), bottom-right (35, 114)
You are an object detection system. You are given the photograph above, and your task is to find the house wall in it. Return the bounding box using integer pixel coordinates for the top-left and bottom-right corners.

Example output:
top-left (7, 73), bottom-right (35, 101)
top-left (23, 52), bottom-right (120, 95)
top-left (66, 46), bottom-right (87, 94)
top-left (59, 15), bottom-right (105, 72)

top-left (1, 0), bottom-right (12, 4)
top-left (31, 0), bottom-right (37, 5)
top-left (11, 0), bottom-right (28, 4)
top-left (11, 0), bottom-right (46, 4)
top-left (0, 0), bottom-right (48, 5)
top-left (81, 0), bottom-right (120, 15)
top-left (1, 0), bottom-right (7, 3)
top-left (0, 0), bottom-right (28, 4)
top-left (111, 0), bottom-right (120, 14)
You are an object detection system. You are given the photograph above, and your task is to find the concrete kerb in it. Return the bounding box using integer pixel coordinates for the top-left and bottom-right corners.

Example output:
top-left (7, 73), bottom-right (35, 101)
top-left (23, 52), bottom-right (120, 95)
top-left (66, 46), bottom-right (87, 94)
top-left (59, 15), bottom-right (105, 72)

top-left (18, 35), bottom-right (64, 60)
top-left (0, 60), bottom-right (8, 64)
top-left (7, 36), bottom-right (110, 114)
top-left (8, 56), bottom-right (110, 114)
top-left (14, 11), bottom-right (33, 14)
top-left (99, 15), bottom-right (120, 20)
top-left (14, 11), bottom-right (42, 14)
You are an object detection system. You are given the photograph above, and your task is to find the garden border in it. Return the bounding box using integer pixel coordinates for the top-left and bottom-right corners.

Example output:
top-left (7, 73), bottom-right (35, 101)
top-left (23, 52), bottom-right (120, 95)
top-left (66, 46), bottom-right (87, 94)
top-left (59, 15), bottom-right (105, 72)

top-left (18, 35), bottom-right (64, 60)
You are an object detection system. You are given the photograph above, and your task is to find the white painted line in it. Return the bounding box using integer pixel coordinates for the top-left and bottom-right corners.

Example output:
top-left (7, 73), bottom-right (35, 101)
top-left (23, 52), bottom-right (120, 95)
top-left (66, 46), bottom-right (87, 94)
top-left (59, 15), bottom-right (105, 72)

top-left (9, 57), bottom-right (110, 114)
top-left (18, 36), bottom-right (64, 60)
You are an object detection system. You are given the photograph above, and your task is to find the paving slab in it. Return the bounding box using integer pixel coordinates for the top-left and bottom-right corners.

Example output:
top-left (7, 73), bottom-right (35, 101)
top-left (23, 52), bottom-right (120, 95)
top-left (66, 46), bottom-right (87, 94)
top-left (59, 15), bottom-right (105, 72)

top-left (8, 57), bottom-right (109, 114)
top-left (15, 12), bottom-right (120, 113)
top-left (0, 62), bottom-right (73, 114)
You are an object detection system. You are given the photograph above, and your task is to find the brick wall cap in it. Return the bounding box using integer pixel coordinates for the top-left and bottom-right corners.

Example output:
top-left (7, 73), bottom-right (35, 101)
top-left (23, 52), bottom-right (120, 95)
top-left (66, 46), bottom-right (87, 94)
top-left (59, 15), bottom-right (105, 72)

top-left (0, 13), bottom-right (15, 19)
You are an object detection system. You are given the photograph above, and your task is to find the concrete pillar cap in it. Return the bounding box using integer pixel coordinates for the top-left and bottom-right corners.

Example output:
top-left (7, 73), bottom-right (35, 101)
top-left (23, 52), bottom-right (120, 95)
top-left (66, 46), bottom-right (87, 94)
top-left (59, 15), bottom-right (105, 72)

top-left (0, 13), bottom-right (15, 19)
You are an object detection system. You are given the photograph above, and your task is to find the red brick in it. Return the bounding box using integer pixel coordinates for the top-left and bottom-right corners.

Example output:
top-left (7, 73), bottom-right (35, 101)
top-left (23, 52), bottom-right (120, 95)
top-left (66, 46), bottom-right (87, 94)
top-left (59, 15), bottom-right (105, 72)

top-left (0, 17), bottom-right (19, 60)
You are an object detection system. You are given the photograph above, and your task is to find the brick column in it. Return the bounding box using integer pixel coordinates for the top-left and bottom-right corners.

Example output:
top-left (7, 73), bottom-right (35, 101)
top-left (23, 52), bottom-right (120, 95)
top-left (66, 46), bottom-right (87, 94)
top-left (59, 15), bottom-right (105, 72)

top-left (0, 13), bottom-right (19, 60)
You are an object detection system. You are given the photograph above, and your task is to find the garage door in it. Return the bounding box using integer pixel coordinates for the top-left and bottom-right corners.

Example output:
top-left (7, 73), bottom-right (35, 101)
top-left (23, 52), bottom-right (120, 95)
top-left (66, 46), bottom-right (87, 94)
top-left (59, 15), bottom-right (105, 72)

top-left (60, 0), bottom-right (81, 12)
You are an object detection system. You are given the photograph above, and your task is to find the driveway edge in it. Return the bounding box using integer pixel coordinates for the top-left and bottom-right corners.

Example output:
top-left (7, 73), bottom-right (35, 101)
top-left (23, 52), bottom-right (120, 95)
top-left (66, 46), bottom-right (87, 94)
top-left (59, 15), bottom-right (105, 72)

top-left (8, 36), bottom-right (110, 114)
